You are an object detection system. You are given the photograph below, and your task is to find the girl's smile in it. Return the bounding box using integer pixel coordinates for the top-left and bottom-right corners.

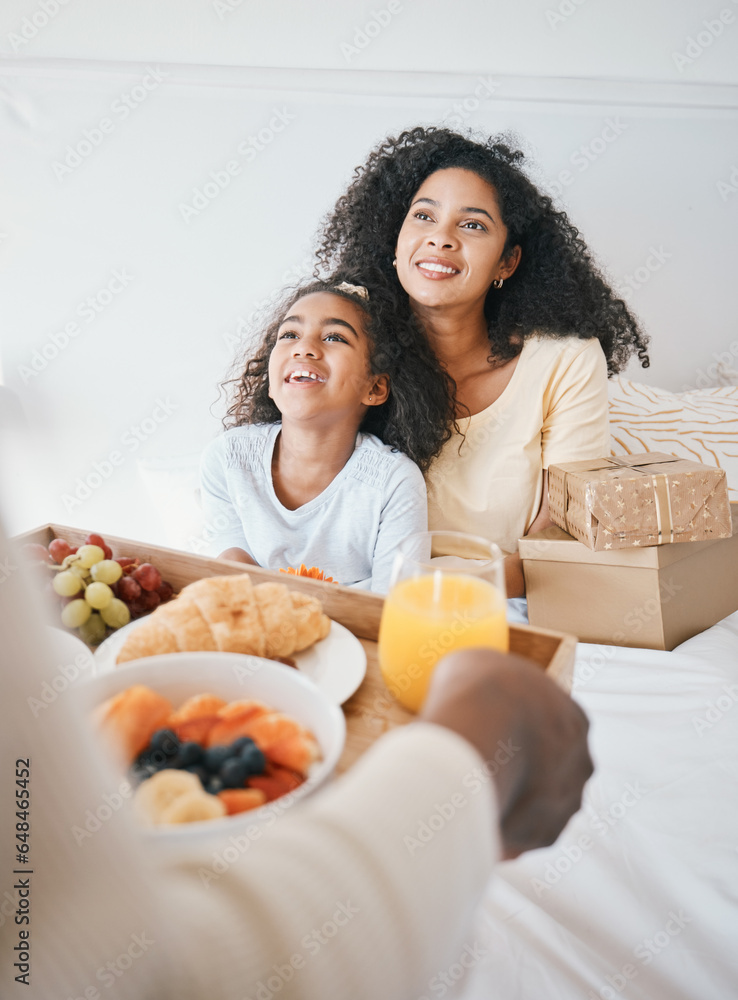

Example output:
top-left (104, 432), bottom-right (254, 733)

top-left (268, 291), bottom-right (388, 423)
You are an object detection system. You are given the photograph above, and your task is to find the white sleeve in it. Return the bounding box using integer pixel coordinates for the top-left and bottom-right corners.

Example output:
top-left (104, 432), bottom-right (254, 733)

top-left (0, 525), bottom-right (499, 1000)
top-left (199, 437), bottom-right (254, 557)
top-left (369, 460), bottom-right (428, 594)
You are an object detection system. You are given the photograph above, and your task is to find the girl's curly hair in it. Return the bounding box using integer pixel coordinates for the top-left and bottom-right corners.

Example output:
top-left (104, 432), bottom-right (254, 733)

top-left (315, 126), bottom-right (650, 375)
top-left (220, 275), bottom-right (457, 472)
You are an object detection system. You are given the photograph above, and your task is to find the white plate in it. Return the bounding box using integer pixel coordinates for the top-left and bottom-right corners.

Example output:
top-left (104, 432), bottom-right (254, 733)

top-left (93, 617), bottom-right (367, 704)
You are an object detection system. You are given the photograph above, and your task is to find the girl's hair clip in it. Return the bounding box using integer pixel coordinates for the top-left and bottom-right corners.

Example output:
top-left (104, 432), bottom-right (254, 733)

top-left (333, 281), bottom-right (369, 301)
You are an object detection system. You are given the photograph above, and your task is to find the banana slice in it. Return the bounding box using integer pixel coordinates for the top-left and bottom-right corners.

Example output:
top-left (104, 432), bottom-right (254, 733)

top-left (133, 770), bottom-right (202, 826)
top-left (159, 790), bottom-right (227, 825)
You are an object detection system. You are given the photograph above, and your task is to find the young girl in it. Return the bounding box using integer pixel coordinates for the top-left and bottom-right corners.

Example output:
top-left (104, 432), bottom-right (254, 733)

top-left (200, 277), bottom-right (455, 592)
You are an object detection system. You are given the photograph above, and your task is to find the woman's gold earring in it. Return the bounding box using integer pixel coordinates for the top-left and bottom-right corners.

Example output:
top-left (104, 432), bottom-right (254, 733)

top-left (392, 258), bottom-right (397, 268)
top-left (492, 278), bottom-right (504, 289)
top-left (369, 394), bottom-right (373, 401)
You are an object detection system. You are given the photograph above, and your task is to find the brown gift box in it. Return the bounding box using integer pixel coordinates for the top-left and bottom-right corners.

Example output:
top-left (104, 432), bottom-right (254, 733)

top-left (548, 453), bottom-right (732, 552)
top-left (520, 504), bottom-right (738, 650)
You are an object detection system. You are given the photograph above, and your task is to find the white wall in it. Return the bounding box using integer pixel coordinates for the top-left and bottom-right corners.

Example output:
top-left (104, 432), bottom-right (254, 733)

top-left (1, 0), bottom-right (737, 546)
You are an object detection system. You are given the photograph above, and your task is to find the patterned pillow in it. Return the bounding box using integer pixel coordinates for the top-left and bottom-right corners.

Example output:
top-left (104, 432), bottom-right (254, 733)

top-left (608, 377), bottom-right (738, 501)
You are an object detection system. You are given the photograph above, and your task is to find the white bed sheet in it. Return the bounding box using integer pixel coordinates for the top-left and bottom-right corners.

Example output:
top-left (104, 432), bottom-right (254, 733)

top-left (455, 612), bottom-right (738, 1000)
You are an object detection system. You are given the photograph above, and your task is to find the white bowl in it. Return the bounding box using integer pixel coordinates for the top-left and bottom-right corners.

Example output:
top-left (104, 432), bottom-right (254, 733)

top-left (79, 651), bottom-right (346, 841)
top-left (45, 626), bottom-right (95, 674)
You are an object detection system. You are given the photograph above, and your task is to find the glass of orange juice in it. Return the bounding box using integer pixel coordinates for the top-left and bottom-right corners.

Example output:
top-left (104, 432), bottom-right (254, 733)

top-left (378, 531), bottom-right (509, 713)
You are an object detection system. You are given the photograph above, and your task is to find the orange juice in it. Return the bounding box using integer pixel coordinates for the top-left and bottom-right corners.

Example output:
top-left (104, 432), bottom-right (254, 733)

top-left (378, 573), bottom-right (509, 713)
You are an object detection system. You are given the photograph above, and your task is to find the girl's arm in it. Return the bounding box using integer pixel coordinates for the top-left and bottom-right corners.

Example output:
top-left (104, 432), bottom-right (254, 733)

top-left (217, 546), bottom-right (256, 565)
top-left (199, 438), bottom-right (256, 560)
top-left (369, 461), bottom-right (428, 594)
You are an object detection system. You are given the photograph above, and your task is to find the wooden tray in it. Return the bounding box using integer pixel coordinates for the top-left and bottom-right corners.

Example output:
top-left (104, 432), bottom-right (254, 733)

top-left (18, 524), bottom-right (578, 773)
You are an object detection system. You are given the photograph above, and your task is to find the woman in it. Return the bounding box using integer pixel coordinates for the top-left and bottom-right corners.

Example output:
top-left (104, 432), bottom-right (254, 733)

top-left (316, 127), bottom-right (650, 596)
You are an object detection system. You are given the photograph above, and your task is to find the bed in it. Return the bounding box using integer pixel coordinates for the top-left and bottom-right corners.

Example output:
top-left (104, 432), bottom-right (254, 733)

top-left (459, 612), bottom-right (738, 1000)
top-left (458, 378), bottom-right (738, 1000)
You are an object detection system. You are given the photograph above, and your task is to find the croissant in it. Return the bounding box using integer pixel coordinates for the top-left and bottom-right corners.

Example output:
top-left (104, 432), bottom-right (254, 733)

top-left (116, 574), bottom-right (331, 665)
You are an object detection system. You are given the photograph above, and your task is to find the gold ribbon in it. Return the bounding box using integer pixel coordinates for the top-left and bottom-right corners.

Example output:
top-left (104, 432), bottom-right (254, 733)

top-left (651, 474), bottom-right (674, 543)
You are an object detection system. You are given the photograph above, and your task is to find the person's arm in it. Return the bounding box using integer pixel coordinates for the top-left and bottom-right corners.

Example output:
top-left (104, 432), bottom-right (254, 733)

top-left (541, 338), bottom-right (610, 469)
top-left (505, 470), bottom-right (552, 597)
top-left (217, 546), bottom-right (257, 564)
top-left (420, 648), bottom-right (593, 858)
top-left (199, 437), bottom-right (256, 560)
top-left (367, 461), bottom-right (428, 593)
top-left (506, 340), bottom-right (610, 597)
top-left (0, 545), bottom-right (495, 999)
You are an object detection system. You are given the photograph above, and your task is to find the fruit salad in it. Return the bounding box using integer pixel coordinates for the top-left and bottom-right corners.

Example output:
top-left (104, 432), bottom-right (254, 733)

top-left (93, 685), bottom-right (321, 826)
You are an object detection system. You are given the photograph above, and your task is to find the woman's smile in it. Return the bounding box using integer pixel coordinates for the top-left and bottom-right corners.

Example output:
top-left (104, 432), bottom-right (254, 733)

top-left (395, 167), bottom-right (519, 310)
top-left (414, 255), bottom-right (461, 279)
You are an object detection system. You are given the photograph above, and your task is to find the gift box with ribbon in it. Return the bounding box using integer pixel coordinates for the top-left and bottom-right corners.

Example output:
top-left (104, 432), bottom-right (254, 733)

top-left (520, 505), bottom-right (738, 650)
top-left (547, 453), bottom-right (732, 551)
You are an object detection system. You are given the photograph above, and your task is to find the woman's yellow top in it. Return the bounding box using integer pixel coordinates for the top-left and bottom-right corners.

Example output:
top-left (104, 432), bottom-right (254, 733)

top-left (425, 335), bottom-right (610, 554)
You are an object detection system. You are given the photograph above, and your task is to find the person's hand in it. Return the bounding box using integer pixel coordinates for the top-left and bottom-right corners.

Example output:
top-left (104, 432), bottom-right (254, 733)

top-left (420, 648), bottom-right (593, 859)
top-left (217, 547), bottom-right (256, 565)
top-left (503, 552), bottom-right (526, 598)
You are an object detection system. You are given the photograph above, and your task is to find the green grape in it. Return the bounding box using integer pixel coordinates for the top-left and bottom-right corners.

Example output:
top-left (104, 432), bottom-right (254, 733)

top-left (61, 599), bottom-right (92, 629)
top-left (76, 544), bottom-right (105, 568)
top-left (90, 559), bottom-right (123, 585)
top-left (69, 565), bottom-right (91, 582)
top-left (78, 612), bottom-right (107, 646)
top-left (85, 581), bottom-right (113, 609)
top-left (100, 598), bottom-right (131, 629)
top-left (53, 571), bottom-right (82, 597)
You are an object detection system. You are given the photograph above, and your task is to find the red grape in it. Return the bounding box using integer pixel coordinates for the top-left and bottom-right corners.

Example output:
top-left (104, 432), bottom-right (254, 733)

top-left (129, 590), bottom-right (161, 616)
top-left (85, 533), bottom-right (106, 548)
top-left (139, 590), bottom-right (161, 611)
top-left (133, 563), bottom-right (162, 591)
top-left (22, 543), bottom-right (53, 563)
top-left (116, 557), bottom-right (137, 572)
top-left (69, 547), bottom-right (78, 555)
top-left (102, 544), bottom-right (113, 560)
top-left (156, 581), bottom-right (174, 602)
top-left (117, 577), bottom-right (142, 603)
top-left (49, 538), bottom-right (73, 563)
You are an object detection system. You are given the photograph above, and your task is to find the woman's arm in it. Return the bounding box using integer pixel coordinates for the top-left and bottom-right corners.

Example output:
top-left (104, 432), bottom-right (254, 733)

top-left (505, 471), bottom-right (552, 598)
top-left (503, 339), bottom-right (610, 598)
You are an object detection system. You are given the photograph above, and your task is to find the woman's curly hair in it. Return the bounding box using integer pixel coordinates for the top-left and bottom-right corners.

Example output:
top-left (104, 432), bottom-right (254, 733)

top-left (220, 275), bottom-right (457, 472)
top-left (315, 126), bottom-right (650, 375)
